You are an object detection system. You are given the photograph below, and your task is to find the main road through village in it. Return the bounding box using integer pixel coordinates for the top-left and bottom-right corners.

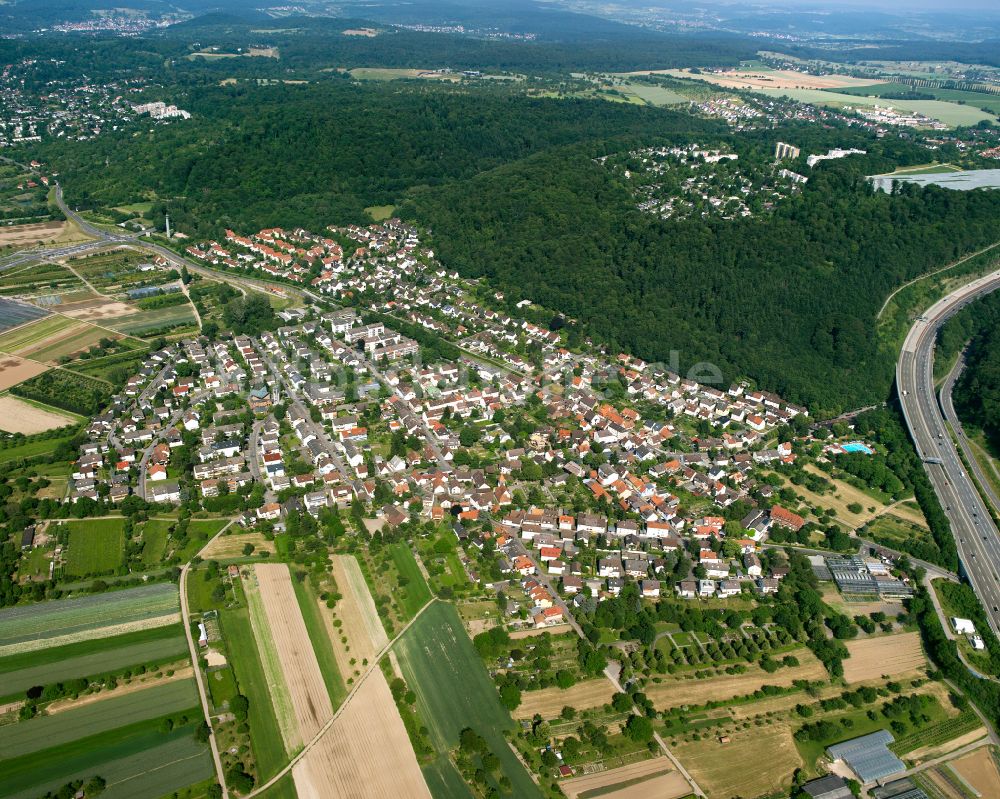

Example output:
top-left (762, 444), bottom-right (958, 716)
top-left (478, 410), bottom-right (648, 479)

top-left (898, 268), bottom-right (1000, 638)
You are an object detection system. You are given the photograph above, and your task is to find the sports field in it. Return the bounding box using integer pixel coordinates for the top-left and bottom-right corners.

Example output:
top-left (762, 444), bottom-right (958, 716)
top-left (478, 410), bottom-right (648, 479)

top-left (394, 601), bottom-right (542, 798)
top-left (62, 517), bottom-right (126, 576)
top-left (0, 582), bottom-right (181, 657)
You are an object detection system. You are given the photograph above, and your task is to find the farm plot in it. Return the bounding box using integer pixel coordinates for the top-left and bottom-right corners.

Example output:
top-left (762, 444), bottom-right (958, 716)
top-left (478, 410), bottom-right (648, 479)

top-left (331, 554), bottom-right (388, 676)
top-left (58, 297), bottom-right (138, 321)
top-left (14, 320), bottom-right (117, 363)
top-left (104, 304), bottom-right (198, 335)
top-left (394, 601), bottom-right (542, 799)
top-left (201, 531), bottom-right (276, 559)
top-left (645, 647), bottom-right (827, 712)
top-left (243, 567), bottom-right (301, 751)
top-left (389, 543), bottom-right (432, 617)
top-left (0, 393), bottom-right (78, 433)
top-left (292, 669), bottom-right (430, 799)
top-left (672, 722), bottom-right (800, 799)
top-left (253, 564), bottom-right (334, 741)
top-left (0, 677), bottom-right (199, 759)
top-left (842, 631), bottom-right (926, 683)
top-left (559, 757), bottom-right (690, 799)
top-left (1, 720), bottom-right (212, 799)
top-left (514, 677), bottom-right (617, 720)
top-left (0, 262), bottom-right (82, 295)
top-left (666, 67), bottom-right (884, 90)
top-left (61, 517), bottom-right (126, 576)
top-left (950, 746), bottom-right (1000, 797)
top-left (0, 625), bottom-right (187, 697)
top-left (0, 355), bottom-right (48, 390)
top-left (0, 220), bottom-right (67, 247)
top-left (0, 582), bottom-right (180, 657)
top-left (0, 314), bottom-right (75, 353)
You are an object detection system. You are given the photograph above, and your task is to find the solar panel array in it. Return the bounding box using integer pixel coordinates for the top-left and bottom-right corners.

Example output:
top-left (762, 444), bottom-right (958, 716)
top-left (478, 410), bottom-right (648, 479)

top-left (827, 730), bottom-right (906, 783)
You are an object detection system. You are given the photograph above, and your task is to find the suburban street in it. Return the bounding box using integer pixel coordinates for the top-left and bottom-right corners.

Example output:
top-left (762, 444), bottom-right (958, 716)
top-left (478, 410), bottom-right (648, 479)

top-left (897, 268), bottom-right (1000, 637)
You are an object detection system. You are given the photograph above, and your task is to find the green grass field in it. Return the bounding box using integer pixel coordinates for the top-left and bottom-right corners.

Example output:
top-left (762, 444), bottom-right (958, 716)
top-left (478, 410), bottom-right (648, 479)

top-left (394, 602), bottom-right (541, 799)
top-left (2, 721), bottom-right (212, 799)
top-left (62, 517), bottom-right (126, 576)
top-left (105, 305), bottom-right (198, 335)
top-left (253, 773), bottom-right (299, 799)
top-left (140, 519), bottom-right (174, 566)
top-left (0, 433), bottom-right (76, 460)
top-left (835, 81), bottom-right (1000, 115)
top-left (1, 626), bottom-right (187, 697)
top-left (207, 666), bottom-right (238, 710)
top-left (422, 754), bottom-right (475, 799)
top-left (290, 572), bottom-right (347, 709)
top-left (389, 543), bottom-right (432, 618)
top-left (220, 598), bottom-right (289, 780)
top-left (0, 678), bottom-right (200, 759)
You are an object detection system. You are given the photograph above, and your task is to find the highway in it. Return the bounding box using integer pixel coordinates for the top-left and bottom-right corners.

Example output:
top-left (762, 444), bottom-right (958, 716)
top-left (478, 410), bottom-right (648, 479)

top-left (897, 269), bottom-right (1000, 637)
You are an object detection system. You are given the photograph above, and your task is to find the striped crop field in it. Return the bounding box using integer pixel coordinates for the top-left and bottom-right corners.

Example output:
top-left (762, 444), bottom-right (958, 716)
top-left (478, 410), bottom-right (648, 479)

top-left (0, 583), bottom-right (180, 657)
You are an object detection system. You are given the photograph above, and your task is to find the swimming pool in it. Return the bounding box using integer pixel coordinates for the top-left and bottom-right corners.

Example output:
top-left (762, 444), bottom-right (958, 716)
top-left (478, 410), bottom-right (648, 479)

top-left (841, 442), bottom-right (873, 455)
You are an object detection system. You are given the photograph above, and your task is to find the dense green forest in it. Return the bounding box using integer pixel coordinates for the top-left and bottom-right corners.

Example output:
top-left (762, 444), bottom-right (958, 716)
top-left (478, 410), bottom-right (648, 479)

top-left (954, 323), bottom-right (1000, 453)
top-left (39, 81), bottom-right (723, 232)
top-left (406, 145), bottom-right (1000, 414)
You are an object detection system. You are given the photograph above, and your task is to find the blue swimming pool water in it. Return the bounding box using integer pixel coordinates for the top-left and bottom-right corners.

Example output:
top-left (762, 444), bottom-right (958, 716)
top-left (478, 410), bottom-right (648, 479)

top-left (841, 442), bottom-right (873, 454)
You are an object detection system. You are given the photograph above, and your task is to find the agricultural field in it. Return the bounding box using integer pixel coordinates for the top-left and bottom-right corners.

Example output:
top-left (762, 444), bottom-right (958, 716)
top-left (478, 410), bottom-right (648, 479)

top-left (949, 746), bottom-right (1000, 796)
top-left (394, 601), bottom-right (542, 798)
top-left (0, 393), bottom-right (80, 434)
top-left (252, 564), bottom-right (334, 743)
top-left (0, 707), bottom-right (212, 799)
top-left (0, 355), bottom-right (49, 391)
top-left (559, 757), bottom-right (691, 799)
top-left (389, 543), bottom-right (433, 617)
top-left (292, 670), bottom-right (431, 799)
top-left (513, 677), bottom-right (616, 720)
top-left (672, 722), bottom-right (800, 799)
top-left (842, 631), bottom-right (927, 683)
top-left (60, 517), bottom-right (126, 576)
top-left (0, 261), bottom-right (83, 296)
top-left (0, 678), bottom-right (200, 758)
top-left (201, 531), bottom-right (276, 560)
top-left (0, 582), bottom-right (181, 657)
top-left (0, 314), bottom-right (76, 354)
top-left (0, 623), bottom-right (187, 699)
top-left (645, 647), bottom-right (827, 711)
top-left (69, 248), bottom-right (175, 293)
top-left (290, 570), bottom-right (347, 709)
top-left (104, 303), bottom-right (199, 335)
top-left (0, 221), bottom-right (67, 247)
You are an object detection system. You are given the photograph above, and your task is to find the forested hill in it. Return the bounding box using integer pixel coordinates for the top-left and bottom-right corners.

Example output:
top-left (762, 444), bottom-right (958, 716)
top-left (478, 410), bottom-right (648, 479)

top-left (955, 319), bottom-right (1000, 454)
top-left (40, 82), bottom-right (724, 234)
top-left (405, 148), bottom-right (1000, 415)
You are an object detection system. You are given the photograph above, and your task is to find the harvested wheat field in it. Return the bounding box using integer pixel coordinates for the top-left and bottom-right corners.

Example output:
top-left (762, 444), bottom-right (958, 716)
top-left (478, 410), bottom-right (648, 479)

top-left (201, 532), bottom-right (275, 559)
top-left (59, 298), bottom-right (137, 320)
top-left (667, 68), bottom-right (883, 90)
top-left (292, 669), bottom-right (430, 799)
top-left (0, 393), bottom-right (75, 433)
top-left (330, 555), bottom-right (388, 678)
top-left (951, 746), bottom-right (1000, 797)
top-left (0, 221), bottom-right (67, 247)
top-left (560, 757), bottom-right (689, 799)
top-left (646, 648), bottom-right (826, 711)
top-left (843, 631), bottom-right (926, 683)
top-left (673, 722), bottom-right (801, 799)
top-left (514, 677), bottom-right (616, 720)
top-left (254, 564), bottom-right (334, 742)
top-left (0, 356), bottom-right (48, 390)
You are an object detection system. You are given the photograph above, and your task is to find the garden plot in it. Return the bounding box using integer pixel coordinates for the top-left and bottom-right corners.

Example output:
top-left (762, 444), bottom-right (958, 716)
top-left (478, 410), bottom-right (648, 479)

top-left (842, 631), bottom-right (926, 683)
top-left (292, 670), bottom-right (431, 799)
top-left (559, 757), bottom-right (690, 799)
top-left (0, 582), bottom-right (180, 656)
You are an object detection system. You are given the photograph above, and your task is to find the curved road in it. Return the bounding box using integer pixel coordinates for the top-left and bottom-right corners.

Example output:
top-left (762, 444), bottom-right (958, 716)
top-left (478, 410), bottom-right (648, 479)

top-left (897, 269), bottom-right (1000, 637)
